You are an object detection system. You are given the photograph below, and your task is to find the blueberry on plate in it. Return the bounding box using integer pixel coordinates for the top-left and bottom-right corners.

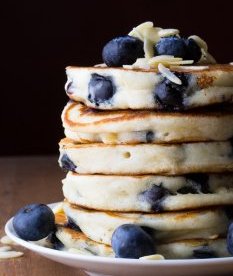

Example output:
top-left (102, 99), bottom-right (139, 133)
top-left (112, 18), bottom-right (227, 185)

top-left (88, 73), bottom-right (116, 105)
top-left (111, 224), bottom-right (155, 259)
top-left (185, 38), bottom-right (202, 63)
top-left (102, 35), bottom-right (144, 67)
top-left (13, 204), bottom-right (55, 241)
top-left (227, 221), bottom-right (233, 255)
top-left (155, 37), bottom-right (187, 59)
top-left (154, 73), bottom-right (188, 111)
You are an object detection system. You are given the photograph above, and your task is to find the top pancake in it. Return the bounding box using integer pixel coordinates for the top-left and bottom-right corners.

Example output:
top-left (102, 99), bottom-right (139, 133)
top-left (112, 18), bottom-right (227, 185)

top-left (65, 65), bottom-right (233, 110)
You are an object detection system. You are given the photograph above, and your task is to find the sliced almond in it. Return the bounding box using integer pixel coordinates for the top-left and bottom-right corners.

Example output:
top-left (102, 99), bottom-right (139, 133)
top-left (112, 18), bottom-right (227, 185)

top-left (209, 234), bottom-right (219, 239)
top-left (94, 63), bottom-right (107, 68)
top-left (0, 246), bottom-right (12, 252)
top-left (143, 38), bottom-right (154, 59)
top-left (170, 65), bottom-right (209, 71)
top-left (131, 58), bottom-right (150, 70)
top-left (0, 235), bottom-right (17, 246)
top-left (189, 35), bottom-right (208, 52)
top-left (158, 28), bottom-right (179, 37)
top-left (149, 55), bottom-right (182, 65)
top-left (158, 63), bottom-right (182, 85)
top-left (200, 49), bottom-right (217, 64)
top-left (128, 21), bottom-right (154, 39)
top-left (0, 251), bottom-right (24, 259)
top-left (169, 60), bottom-right (194, 65)
top-left (122, 65), bottom-right (133, 69)
top-left (129, 22), bottom-right (160, 43)
top-left (140, 254), bottom-right (165, 260)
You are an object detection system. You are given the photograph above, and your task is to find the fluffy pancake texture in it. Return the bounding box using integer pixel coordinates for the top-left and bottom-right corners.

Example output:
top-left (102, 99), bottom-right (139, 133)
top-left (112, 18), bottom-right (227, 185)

top-left (65, 65), bottom-right (233, 110)
top-left (55, 211), bottom-right (230, 259)
top-left (56, 226), bottom-right (229, 259)
top-left (63, 172), bottom-right (233, 212)
top-left (62, 102), bottom-right (233, 144)
top-left (59, 25), bottom-right (233, 260)
top-left (63, 202), bottom-right (230, 246)
top-left (59, 138), bottom-right (233, 175)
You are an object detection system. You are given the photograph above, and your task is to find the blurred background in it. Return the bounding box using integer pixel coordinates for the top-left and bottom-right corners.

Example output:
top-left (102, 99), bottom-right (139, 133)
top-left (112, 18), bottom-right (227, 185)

top-left (2, 0), bottom-right (233, 155)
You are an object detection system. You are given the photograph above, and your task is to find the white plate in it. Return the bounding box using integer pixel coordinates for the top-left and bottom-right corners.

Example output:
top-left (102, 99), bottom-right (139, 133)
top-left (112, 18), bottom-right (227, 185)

top-left (5, 203), bottom-right (233, 276)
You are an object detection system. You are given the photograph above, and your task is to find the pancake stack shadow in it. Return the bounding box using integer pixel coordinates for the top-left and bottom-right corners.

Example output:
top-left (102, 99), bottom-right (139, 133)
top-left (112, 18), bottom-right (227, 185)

top-left (56, 65), bottom-right (233, 259)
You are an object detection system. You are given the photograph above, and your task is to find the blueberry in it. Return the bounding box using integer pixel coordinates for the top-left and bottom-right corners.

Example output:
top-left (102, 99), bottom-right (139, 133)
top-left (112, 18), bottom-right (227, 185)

top-left (193, 246), bottom-right (217, 259)
top-left (146, 131), bottom-right (154, 143)
top-left (65, 217), bottom-right (81, 232)
top-left (177, 173), bottom-right (210, 194)
top-left (177, 186), bottom-right (198, 194)
top-left (88, 73), bottom-right (116, 105)
top-left (140, 184), bottom-right (171, 212)
top-left (111, 224), bottom-right (155, 259)
top-left (186, 174), bottom-right (210, 193)
top-left (102, 35), bottom-right (144, 67)
top-left (227, 222), bottom-right (233, 255)
top-left (47, 232), bottom-right (64, 250)
top-left (224, 206), bottom-right (233, 220)
top-left (13, 204), bottom-right (55, 241)
top-left (65, 80), bottom-right (75, 95)
top-left (154, 73), bottom-right (188, 111)
top-left (155, 37), bottom-right (187, 59)
top-left (185, 38), bottom-right (202, 63)
top-left (60, 154), bottom-right (76, 172)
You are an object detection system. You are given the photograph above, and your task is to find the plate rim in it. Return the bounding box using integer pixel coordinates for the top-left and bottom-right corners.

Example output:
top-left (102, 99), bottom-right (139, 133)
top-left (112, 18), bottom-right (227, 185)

top-left (5, 202), bottom-right (233, 267)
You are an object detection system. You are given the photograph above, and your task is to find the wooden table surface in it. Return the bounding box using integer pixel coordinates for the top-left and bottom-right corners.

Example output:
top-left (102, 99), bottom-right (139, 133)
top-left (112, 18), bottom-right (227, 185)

top-left (0, 156), bottom-right (86, 276)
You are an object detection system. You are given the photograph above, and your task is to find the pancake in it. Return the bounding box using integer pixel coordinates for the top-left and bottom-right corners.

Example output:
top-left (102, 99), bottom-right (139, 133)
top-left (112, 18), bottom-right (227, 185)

top-left (65, 65), bottom-right (233, 110)
top-left (62, 172), bottom-right (233, 212)
top-left (62, 101), bottom-right (233, 144)
top-left (63, 202), bottom-right (230, 246)
top-left (59, 138), bottom-right (233, 175)
top-left (55, 211), bottom-right (230, 259)
top-left (56, 226), bottom-right (229, 259)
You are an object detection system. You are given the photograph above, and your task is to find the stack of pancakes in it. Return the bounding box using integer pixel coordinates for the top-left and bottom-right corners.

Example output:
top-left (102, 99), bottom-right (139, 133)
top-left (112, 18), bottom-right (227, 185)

top-left (56, 64), bottom-right (233, 259)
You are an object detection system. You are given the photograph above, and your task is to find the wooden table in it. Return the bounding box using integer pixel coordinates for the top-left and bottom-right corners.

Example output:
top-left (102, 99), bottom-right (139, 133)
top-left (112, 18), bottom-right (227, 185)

top-left (0, 156), bottom-right (86, 276)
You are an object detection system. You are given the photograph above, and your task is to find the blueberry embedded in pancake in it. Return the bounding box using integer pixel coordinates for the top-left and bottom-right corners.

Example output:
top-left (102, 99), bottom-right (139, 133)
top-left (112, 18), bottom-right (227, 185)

top-left (55, 203), bottom-right (230, 258)
top-left (65, 65), bottom-right (233, 110)
top-left (59, 138), bottom-right (233, 175)
top-left (47, 232), bottom-right (64, 250)
top-left (55, 224), bottom-right (230, 259)
top-left (65, 217), bottom-right (81, 232)
top-left (145, 131), bottom-right (155, 143)
top-left (88, 73), bottom-right (116, 106)
top-left (62, 101), bottom-right (233, 144)
top-left (60, 154), bottom-right (77, 172)
top-left (177, 174), bottom-right (210, 194)
top-left (63, 202), bottom-right (230, 246)
top-left (139, 184), bottom-right (171, 212)
top-left (62, 173), bottom-right (233, 212)
top-left (154, 72), bottom-right (189, 111)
